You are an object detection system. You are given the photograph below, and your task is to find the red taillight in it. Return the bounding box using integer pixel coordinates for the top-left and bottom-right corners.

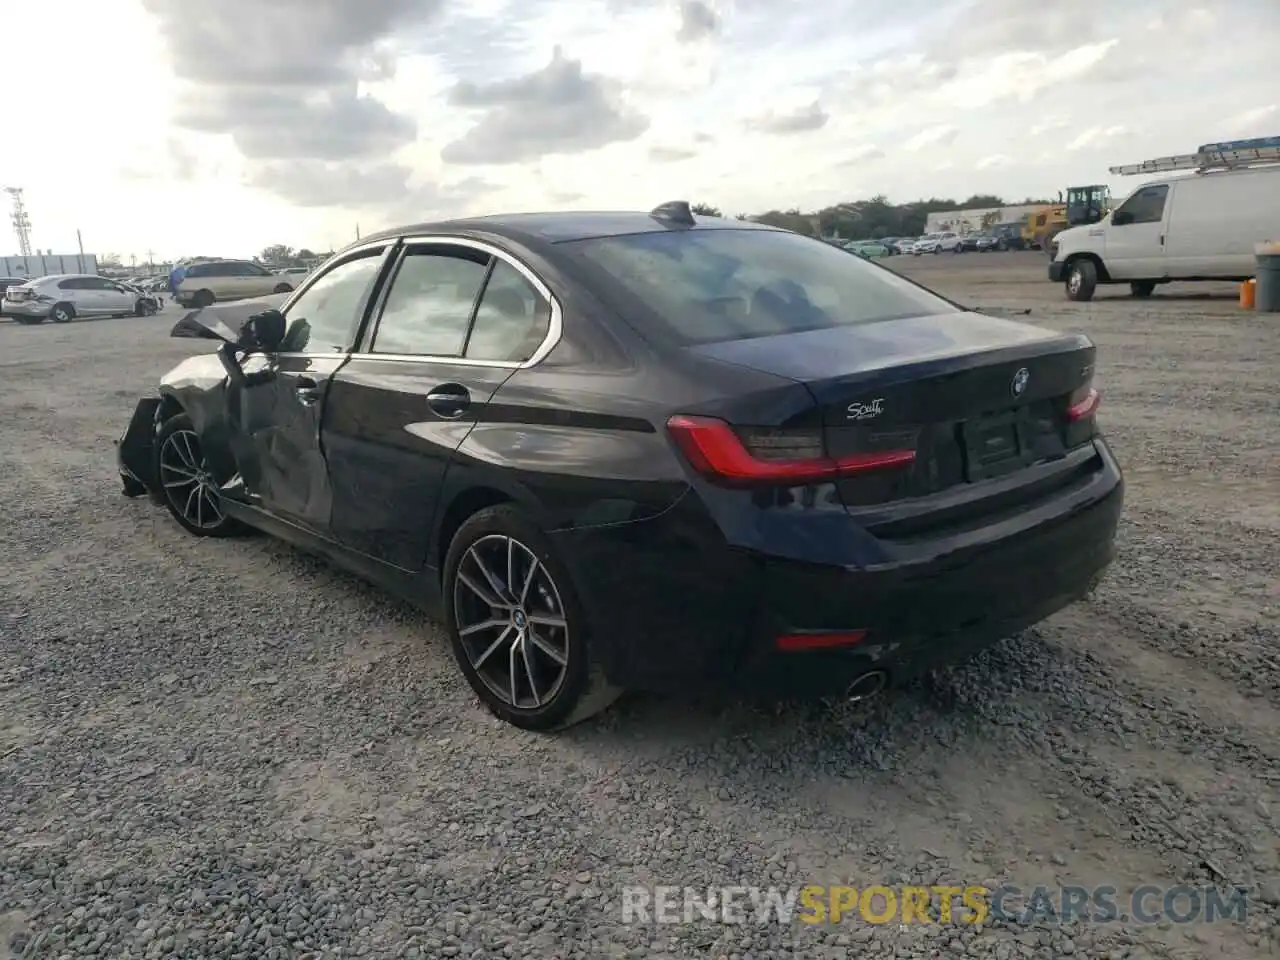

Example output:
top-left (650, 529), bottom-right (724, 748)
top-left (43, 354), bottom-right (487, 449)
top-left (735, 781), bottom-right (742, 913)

top-left (775, 630), bottom-right (868, 652)
top-left (665, 414), bottom-right (915, 486)
top-left (1067, 387), bottom-right (1100, 422)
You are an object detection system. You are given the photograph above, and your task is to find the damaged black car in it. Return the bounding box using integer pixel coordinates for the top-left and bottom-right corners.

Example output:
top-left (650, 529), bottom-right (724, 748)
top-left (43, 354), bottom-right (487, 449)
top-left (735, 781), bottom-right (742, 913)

top-left (118, 202), bottom-right (1123, 731)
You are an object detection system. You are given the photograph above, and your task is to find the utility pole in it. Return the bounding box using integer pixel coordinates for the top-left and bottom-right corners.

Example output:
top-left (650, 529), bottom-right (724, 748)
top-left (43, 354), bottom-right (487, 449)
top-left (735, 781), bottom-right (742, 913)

top-left (5, 187), bottom-right (33, 257)
top-left (145, 249), bottom-right (154, 268)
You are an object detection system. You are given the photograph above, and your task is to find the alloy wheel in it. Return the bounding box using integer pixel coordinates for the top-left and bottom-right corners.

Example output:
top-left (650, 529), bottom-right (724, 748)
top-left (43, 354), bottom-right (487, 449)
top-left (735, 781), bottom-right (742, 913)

top-left (1068, 268), bottom-right (1083, 296)
top-left (158, 428), bottom-right (225, 530)
top-left (453, 534), bottom-right (570, 709)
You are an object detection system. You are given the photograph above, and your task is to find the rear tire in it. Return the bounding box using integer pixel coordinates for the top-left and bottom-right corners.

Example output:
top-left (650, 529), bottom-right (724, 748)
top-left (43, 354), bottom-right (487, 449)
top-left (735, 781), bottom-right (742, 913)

top-left (1065, 259), bottom-right (1098, 302)
top-left (154, 413), bottom-right (243, 538)
top-left (193, 289), bottom-right (215, 308)
top-left (51, 303), bottom-right (74, 323)
top-left (272, 283), bottom-right (292, 294)
top-left (1130, 280), bottom-right (1156, 298)
top-left (443, 504), bottom-right (622, 731)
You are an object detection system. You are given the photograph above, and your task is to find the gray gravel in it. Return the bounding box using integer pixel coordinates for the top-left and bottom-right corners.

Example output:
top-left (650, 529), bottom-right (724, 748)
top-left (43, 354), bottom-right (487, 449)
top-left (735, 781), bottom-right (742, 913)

top-left (1, 256), bottom-right (1277, 959)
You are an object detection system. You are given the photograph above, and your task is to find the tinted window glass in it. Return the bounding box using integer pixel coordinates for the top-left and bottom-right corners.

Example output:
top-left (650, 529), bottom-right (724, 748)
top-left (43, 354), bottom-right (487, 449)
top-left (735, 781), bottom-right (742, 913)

top-left (465, 261), bottom-right (552, 362)
top-left (58, 278), bottom-right (88, 290)
top-left (1117, 185), bottom-right (1168, 225)
top-left (371, 249), bottom-right (489, 356)
top-left (565, 228), bottom-right (957, 347)
top-left (279, 252), bottom-right (384, 353)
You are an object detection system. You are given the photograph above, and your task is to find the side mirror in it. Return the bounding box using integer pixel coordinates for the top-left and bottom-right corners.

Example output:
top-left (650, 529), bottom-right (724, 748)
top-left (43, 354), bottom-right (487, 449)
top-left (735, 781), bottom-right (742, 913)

top-left (1112, 211), bottom-right (1133, 226)
top-left (239, 308), bottom-right (286, 351)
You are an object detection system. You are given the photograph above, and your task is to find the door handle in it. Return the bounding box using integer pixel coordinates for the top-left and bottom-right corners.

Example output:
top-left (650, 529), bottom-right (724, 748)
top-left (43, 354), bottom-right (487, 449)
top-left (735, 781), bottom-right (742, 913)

top-left (426, 384), bottom-right (471, 419)
top-left (295, 376), bottom-right (320, 406)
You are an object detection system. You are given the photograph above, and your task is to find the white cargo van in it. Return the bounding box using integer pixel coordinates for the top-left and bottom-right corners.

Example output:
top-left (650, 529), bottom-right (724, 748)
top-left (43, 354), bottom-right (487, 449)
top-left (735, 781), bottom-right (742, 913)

top-left (1049, 137), bottom-right (1280, 301)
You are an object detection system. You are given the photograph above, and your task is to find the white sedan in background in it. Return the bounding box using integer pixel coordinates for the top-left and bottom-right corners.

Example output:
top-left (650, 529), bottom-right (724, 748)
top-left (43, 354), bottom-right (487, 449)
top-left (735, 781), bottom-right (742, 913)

top-left (3, 274), bottom-right (159, 324)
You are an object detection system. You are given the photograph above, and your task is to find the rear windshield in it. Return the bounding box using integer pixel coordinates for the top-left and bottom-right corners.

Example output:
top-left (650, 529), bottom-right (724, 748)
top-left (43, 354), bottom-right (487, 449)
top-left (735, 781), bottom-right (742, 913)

top-left (564, 228), bottom-right (958, 346)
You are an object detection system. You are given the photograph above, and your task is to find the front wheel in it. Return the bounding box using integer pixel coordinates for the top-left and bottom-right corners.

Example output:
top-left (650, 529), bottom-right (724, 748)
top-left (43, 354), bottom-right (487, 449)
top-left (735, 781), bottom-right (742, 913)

top-left (154, 413), bottom-right (243, 537)
top-left (1065, 259), bottom-right (1098, 302)
top-left (135, 299), bottom-right (157, 317)
top-left (272, 283), bottom-right (293, 294)
top-left (443, 504), bottom-right (621, 731)
top-left (51, 303), bottom-right (74, 323)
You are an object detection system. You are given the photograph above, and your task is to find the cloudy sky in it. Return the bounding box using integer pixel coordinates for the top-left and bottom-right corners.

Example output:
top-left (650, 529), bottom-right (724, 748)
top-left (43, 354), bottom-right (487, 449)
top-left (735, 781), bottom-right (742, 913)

top-left (3, 0), bottom-right (1277, 260)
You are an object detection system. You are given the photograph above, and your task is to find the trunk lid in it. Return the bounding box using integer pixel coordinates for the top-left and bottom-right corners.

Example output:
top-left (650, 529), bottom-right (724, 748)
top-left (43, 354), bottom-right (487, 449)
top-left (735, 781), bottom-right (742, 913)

top-left (688, 312), bottom-right (1096, 508)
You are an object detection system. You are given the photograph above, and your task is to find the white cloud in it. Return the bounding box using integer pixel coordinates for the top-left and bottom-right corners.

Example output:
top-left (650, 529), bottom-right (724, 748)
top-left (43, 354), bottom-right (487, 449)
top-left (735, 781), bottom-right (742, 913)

top-left (904, 125), bottom-right (960, 152)
top-left (1066, 125), bottom-right (1129, 152)
top-left (3, 0), bottom-right (1276, 257)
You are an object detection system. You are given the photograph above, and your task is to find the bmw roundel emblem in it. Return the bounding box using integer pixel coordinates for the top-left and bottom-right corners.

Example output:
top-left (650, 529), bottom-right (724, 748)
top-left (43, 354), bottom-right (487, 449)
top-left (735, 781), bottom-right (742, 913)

top-left (1011, 367), bottom-right (1030, 397)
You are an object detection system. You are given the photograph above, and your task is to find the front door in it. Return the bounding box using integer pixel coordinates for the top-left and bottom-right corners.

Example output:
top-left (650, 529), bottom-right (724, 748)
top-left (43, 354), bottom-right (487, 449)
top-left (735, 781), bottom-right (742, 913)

top-left (225, 245), bottom-right (393, 532)
top-left (323, 240), bottom-right (556, 570)
top-left (1104, 183), bottom-right (1169, 280)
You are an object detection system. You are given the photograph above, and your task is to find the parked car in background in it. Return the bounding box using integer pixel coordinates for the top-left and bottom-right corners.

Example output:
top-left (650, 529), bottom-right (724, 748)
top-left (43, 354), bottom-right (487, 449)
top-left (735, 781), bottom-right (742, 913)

top-left (4, 274), bottom-right (158, 324)
top-left (116, 279), bottom-right (163, 313)
top-left (960, 234), bottom-right (999, 252)
top-left (174, 259), bottom-right (296, 308)
top-left (116, 200), bottom-right (1121, 731)
top-left (274, 266), bottom-right (311, 279)
top-left (0, 277), bottom-right (29, 315)
top-left (991, 223), bottom-right (1026, 251)
top-left (844, 241), bottom-right (890, 259)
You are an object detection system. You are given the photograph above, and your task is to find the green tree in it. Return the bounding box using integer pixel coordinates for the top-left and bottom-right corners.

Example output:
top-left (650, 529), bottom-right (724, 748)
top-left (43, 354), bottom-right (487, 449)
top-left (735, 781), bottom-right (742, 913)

top-left (691, 203), bottom-right (723, 217)
top-left (259, 244), bottom-right (295, 265)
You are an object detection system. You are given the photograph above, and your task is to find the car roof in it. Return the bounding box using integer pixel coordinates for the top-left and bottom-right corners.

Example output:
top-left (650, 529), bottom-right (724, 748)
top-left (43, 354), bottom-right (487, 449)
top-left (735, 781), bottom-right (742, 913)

top-left (357, 209), bottom-right (782, 248)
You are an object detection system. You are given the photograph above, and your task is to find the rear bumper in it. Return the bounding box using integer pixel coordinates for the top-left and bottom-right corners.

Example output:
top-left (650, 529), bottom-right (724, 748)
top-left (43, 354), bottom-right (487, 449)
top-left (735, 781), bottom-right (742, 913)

top-left (117, 397), bottom-right (162, 498)
top-left (554, 441), bottom-right (1123, 697)
top-left (4, 300), bottom-right (51, 319)
top-left (1049, 262), bottom-right (1067, 282)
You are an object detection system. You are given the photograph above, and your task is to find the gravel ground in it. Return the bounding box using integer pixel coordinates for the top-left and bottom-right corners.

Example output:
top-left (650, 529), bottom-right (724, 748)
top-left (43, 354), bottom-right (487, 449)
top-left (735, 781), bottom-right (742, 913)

top-left (1, 255), bottom-right (1277, 960)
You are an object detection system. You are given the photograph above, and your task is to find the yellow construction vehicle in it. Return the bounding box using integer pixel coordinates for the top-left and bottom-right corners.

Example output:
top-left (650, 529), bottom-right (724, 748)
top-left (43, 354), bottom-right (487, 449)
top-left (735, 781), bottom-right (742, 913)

top-left (1021, 205), bottom-right (1066, 250)
top-left (1039, 185), bottom-right (1111, 254)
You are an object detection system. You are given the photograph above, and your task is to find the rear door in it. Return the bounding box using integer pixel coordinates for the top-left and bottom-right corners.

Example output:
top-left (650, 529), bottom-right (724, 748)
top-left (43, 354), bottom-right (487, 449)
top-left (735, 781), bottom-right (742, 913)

top-left (323, 237), bottom-right (555, 569)
top-left (1104, 183), bottom-right (1170, 279)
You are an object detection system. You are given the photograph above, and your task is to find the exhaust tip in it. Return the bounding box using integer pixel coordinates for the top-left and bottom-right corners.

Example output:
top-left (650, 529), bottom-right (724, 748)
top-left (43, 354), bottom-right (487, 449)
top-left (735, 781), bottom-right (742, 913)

top-left (845, 670), bottom-right (888, 703)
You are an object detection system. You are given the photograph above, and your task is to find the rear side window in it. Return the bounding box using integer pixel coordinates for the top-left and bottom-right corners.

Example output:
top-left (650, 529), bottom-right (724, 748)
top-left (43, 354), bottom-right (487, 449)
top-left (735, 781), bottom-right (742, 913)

top-left (185, 263), bottom-right (209, 278)
top-left (564, 228), bottom-right (958, 347)
top-left (370, 248), bottom-right (490, 357)
top-left (58, 278), bottom-right (90, 290)
top-left (464, 261), bottom-right (552, 362)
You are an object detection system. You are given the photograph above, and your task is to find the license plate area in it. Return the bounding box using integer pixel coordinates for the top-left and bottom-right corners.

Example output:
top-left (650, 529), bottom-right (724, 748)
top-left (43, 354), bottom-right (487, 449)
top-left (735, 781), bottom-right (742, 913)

top-left (961, 412), bottom-right (1029, 481)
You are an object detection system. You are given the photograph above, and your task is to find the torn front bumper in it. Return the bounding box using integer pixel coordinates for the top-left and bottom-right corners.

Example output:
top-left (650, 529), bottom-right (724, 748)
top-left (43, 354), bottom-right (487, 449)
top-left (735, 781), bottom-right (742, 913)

top-left (117, 396), bottom-right (162, 498)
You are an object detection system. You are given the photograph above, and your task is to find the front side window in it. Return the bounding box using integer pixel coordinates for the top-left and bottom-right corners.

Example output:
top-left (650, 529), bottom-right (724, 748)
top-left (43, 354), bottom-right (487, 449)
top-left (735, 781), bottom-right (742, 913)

top-left (1114, 185), bottom-right (1168, 225)
top-left (279, 251), bottom-right (384, 353)
top-left (369, 248), bottom-right (490, 357)
top-left (564, 228), bottom-right (958, 348)
top-left (464, 260), bottom-right (552, 362)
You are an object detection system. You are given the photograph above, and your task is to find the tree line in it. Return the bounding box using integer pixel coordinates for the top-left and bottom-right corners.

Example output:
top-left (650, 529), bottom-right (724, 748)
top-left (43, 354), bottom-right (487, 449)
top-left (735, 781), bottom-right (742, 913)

top-left (691, 194), bottom-right (1055, 241)
top-left (246, 193), bottom-right (1059, 265)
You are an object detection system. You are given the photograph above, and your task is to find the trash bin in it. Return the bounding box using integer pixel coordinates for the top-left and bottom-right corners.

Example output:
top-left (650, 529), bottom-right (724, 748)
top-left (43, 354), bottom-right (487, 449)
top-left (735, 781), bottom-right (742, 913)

top-left (1256, 242), bottom-right (1280, 312)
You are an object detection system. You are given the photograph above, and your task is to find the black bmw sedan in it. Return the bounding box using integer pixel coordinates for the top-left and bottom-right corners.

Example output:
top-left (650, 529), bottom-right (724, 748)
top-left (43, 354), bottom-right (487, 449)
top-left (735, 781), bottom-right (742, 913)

top-left (117, 201), bottom-right (1122, 731)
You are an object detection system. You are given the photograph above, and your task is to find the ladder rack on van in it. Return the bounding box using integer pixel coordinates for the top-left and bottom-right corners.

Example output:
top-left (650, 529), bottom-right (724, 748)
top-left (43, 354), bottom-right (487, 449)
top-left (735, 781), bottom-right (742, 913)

top-left (1108, 135), bottom-right (1280, 176)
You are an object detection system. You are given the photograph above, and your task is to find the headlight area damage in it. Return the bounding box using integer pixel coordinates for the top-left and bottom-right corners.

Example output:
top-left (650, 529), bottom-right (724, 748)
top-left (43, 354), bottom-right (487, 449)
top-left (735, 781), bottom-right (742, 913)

top-left (114, 294), bottom-right (289, 500)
